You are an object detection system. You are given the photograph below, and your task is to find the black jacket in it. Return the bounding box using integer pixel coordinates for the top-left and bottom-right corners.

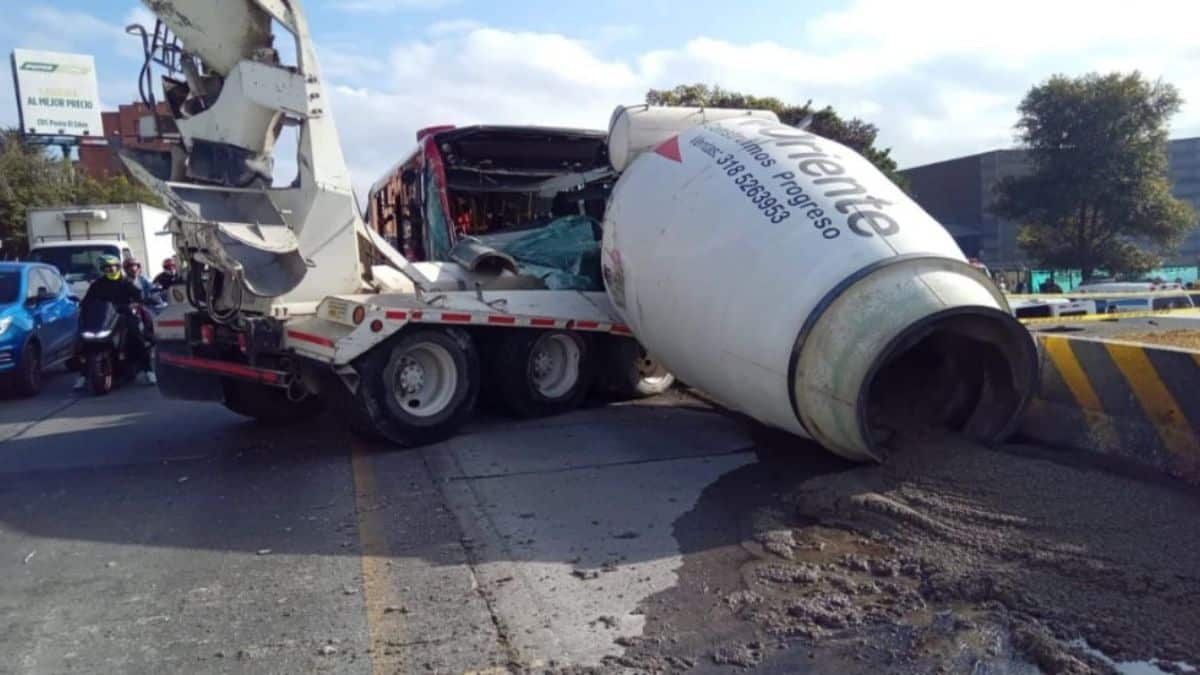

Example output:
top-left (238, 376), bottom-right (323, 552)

top-left (82, 276), bottom-right (143, 310)
top-left (153, 271), bottom-right (181, 288)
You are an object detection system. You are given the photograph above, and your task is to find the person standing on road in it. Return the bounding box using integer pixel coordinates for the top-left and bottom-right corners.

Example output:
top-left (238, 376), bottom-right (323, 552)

top-left (1039, 276), bottom-right (1063, 294)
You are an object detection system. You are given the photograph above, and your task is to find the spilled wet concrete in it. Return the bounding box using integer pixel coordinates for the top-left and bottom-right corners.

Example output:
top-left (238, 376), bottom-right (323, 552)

top-left (604, 427), bottom-right (1200, 674)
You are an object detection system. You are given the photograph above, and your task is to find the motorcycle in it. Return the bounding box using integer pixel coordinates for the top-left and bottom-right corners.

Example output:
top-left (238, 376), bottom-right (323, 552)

top-left (72, 300), bottom-right (150, 395)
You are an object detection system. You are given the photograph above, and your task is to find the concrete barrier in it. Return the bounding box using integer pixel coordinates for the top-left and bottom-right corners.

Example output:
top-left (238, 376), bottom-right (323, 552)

top-left (1021, 334), bottom-right (1200, 483)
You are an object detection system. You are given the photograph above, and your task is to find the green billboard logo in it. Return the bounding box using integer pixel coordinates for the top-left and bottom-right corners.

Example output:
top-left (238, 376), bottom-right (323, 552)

top-left (19, 61), bottom-right (90, 75)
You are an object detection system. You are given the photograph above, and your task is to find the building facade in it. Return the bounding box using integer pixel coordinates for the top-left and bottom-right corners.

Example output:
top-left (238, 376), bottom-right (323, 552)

top-left (901, 139), bottom-right (1200, 267)
top-left (77, 102), bottom-right (176, 180)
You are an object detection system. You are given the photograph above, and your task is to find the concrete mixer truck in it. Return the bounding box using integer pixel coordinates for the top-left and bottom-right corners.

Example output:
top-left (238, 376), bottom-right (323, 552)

top-left (133, 0), bottom-right (1037, 462)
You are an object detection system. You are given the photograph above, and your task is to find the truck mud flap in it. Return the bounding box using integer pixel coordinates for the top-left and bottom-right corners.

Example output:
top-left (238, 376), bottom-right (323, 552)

top-left (155, 342), bottom-right (223, 401)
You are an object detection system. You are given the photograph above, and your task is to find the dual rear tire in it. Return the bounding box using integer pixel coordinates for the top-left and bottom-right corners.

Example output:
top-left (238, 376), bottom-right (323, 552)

top-left (348, 328), bottom-right (673, 448)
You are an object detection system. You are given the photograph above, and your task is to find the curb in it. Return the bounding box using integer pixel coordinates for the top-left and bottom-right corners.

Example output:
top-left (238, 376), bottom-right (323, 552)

top-left (1021, 334), bottom-right (1200, 483)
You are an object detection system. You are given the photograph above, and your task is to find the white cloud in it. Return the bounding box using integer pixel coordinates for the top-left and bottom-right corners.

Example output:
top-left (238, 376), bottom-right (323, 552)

top-left (426, 19), bottom-right (485, 37)
top-left (6, 0), bottom-right (1199, 199)
top-left (318, 25), bottom-right (646, 195)
top-left (318, 5), bottom-right (1200, 198)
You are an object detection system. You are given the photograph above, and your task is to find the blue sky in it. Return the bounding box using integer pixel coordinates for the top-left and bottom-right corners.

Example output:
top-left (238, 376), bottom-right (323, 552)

top-left (3, 0), bottom-right (1199, 197)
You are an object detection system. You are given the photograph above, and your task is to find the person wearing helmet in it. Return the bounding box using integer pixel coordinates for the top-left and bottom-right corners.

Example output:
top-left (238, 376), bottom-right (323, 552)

top-left (73, 255), bottom-right (156, 388)
top-left (153, 258), bottom-right (181, 289)
top-left (123, 258), bottom-right (155, 301)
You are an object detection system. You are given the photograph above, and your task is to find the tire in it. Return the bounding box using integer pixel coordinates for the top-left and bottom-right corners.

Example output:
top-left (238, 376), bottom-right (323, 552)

top-left (493, 330), bottom-right (593, 418)
top-left (353, 328), bottom-right (480, 447)
top-left (13, 341), bottom-right (42, 398)
top-left (222, 379), bottom-right (325, 424)
top-left (600, 337), bottom-right (675, 399)
top-left (87, 352), bottom-right (114, 396)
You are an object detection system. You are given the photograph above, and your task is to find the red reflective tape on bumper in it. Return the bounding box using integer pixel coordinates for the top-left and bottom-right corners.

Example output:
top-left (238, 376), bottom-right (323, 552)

top-left (411, 310), bottom-right (424, 320)
top-left (530, 318), bottom-right (557, 327)
top-left (487, 315), bottom-right (517, 325)
top-left (157, 320), bottom-right (185, 328)
top-left (287, 330), bottom-right (335, 348)
top-left (612, 324), bottom-right (632, 335)
top-left (441, 312), bottom-right (472, 323)
top-left (159, 352), bottom-right (281, 384)
top-left (575, 320), bottom-right (600, 330)
top-left (385, 310), bottom-right (408, 320)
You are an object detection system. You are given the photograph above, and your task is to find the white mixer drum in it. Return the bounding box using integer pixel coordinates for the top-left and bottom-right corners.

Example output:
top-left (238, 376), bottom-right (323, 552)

top-left (601, 113), bottom-right (1037, 461)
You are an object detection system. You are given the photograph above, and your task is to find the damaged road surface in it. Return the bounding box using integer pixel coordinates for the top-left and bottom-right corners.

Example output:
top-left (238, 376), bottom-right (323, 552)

top-left (1, 381), bottom-right (1198, 674)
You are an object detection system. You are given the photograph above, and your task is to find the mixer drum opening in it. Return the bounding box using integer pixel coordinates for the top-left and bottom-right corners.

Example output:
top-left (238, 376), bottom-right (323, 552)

top-left (862, 308), bottom-right (1038, 452)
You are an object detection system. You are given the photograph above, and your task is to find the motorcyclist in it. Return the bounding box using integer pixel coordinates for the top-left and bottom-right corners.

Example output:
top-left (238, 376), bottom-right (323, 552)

top-left (123, 258), bottom-right (157, 303)
top-left (73, 255), bottom-right (156, 389)
top-left (152, 258), bottom-right (181, 290)
top-left (128, 258), bottom-right (169, 317)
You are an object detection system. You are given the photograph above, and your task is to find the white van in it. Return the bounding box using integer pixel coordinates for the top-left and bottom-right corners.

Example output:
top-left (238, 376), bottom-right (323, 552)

top-left (1011, 297), bottom-right (1096, 319)
top-left (1104, 294), bottom-right (1194, 313)
top-left (1074, 280), bottom-right (1184, 294)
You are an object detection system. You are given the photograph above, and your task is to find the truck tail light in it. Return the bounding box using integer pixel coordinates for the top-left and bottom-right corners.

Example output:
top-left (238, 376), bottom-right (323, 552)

top-left (200, 324), bottom-right (214, 345)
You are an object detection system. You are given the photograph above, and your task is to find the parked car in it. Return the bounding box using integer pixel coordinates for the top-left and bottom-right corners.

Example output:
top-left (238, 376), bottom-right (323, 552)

top-left (1074, 280), bottom-right (1184, 294)
top-left (1105, 294), bottom-right (1195, 313)
top-left (1011, 297), bottom-right (1095, 319)
top-left (0, 263), bottom-right (79, 396)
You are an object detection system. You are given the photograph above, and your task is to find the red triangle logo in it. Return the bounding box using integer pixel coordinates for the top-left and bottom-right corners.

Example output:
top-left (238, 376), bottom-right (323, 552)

top-left (653, 135), bottom-right (682, 162)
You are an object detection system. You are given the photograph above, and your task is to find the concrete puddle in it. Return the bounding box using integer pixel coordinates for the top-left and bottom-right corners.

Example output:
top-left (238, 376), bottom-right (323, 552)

top-left (1070, 639), bottom-right (1197, 675)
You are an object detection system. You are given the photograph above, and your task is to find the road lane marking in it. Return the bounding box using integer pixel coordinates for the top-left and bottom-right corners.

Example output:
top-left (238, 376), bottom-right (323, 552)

top-left (350, 440), bottom-right (404, 675)
top-left (0, 396), bottom-right (81, 444)
top-left (447, 446), bottom-right (758, 481)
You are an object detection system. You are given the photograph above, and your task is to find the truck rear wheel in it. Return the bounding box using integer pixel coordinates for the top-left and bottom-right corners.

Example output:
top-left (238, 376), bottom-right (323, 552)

top-left (494, 330), bottom-right (594, 418)
top-left (354, 328), bottom-right (480, 447)
top-left (600, 338), bottom-right (675, 399)
top-left (222, 379), bottom-right (324, 424)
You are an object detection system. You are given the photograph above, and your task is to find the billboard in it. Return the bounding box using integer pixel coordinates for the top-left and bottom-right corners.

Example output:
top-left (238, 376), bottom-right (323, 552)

top-left (10, 48), bottom-right (104, 138)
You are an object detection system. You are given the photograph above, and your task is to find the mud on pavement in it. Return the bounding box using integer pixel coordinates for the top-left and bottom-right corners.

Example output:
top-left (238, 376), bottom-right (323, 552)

top-left (595, 428), bottom-right (1200, 674)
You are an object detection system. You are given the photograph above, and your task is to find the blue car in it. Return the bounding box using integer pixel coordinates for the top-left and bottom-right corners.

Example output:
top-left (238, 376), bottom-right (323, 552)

top-left (0, 263), bottom-right (79, 396)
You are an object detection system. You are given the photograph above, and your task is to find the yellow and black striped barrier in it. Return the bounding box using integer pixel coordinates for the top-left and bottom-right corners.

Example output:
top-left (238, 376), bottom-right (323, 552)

top-left (1021, 334), bottom-right (1200, 483)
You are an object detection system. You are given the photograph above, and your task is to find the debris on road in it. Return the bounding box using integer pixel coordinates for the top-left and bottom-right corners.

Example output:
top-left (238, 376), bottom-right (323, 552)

top-left (571, 569), bottom-right (600, 580)
top-left (22, 550), bottom-right (35, 565)
top-left (594, 615), bottom-right (619, 630)
top-left (618, 431), bottom-right (1200, 673)
top-left (256, 548), bottom-right (272, 556)
top-left (318, 645), bottom-right (338, 656)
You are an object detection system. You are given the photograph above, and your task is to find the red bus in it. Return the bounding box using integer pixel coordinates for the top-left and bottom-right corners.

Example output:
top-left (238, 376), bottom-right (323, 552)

top-left (366, 125), bottom-right (613, 263)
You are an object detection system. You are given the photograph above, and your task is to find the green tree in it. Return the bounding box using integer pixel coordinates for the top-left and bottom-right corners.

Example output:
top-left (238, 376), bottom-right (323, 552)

top-left (993, 72), bottom-right (1194, 281)
top-left (0, 130), bottom-right (75, 244)
top-left (645, 84), bottom-right (908, 189)
top-left (0, 129), bottom-right (162, 250)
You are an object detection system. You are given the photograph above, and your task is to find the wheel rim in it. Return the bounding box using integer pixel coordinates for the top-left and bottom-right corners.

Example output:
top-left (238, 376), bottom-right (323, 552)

top-left (391, 342), bottom-right (457, 418)
top-left (529, 333), bottom-right (581, 399)
top-left (634, 346), bottom-right (670, 386)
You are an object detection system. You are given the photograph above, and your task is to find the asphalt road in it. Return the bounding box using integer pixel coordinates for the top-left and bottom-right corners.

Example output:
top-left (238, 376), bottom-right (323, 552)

top-left (0, 372), bottom-right (834, 674)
